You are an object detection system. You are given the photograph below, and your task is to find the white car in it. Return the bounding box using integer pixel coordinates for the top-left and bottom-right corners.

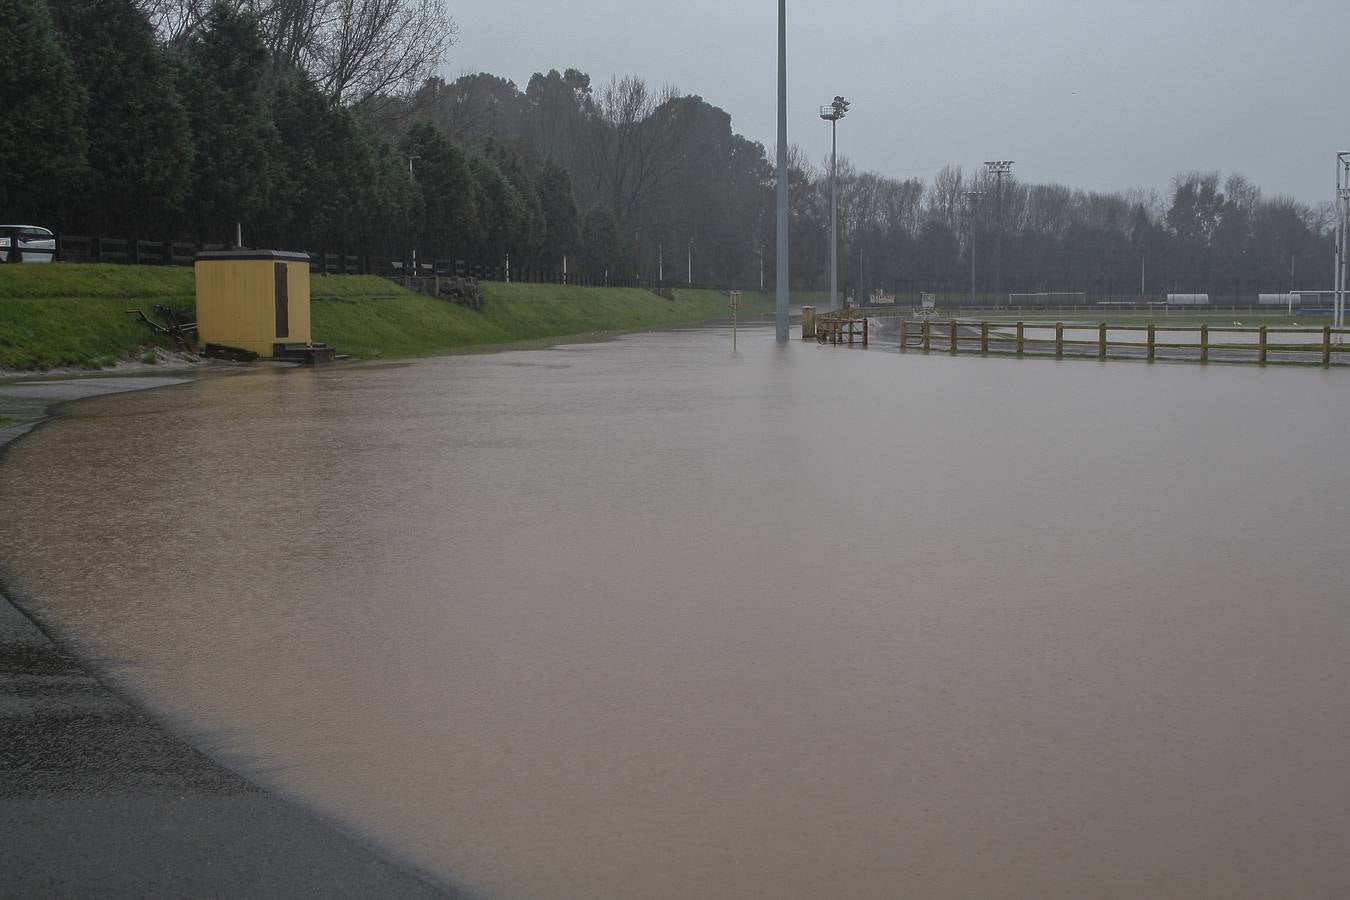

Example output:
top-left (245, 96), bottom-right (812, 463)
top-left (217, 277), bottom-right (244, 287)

top-left (0, 225), bottom-right (57, 263)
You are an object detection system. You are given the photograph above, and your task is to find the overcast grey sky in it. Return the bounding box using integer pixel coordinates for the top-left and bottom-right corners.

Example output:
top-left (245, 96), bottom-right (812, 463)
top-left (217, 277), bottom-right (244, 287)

top-left (446, 1), bottom-right (1347, 205)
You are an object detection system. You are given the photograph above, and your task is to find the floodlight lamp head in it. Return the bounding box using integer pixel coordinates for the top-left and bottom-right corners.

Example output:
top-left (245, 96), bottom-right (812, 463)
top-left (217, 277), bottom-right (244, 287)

top-left (820, 97), bottom-right (849, 122)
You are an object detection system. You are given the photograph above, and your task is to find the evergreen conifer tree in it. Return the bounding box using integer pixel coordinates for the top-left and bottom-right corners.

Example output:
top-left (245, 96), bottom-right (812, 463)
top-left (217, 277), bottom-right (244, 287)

top-left (49, 0), bottom-right (192, 236)
top-left (0, 0), bottom-right (88, 224)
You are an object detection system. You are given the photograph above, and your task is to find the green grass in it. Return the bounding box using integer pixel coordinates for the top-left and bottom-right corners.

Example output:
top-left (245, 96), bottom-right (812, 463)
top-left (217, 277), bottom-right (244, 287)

top-left (0, 296), bottom-right (196, 370)
top-left (0, 415), bottom-right (22, 428)
top-left (0, 265), bottom-right (196, 370)
top-left (1, 264), bottom-right (777, 370)
top-left (0, 263), bottom-right (195, 299)
top-left (310, 283), bottom-right (776, 360)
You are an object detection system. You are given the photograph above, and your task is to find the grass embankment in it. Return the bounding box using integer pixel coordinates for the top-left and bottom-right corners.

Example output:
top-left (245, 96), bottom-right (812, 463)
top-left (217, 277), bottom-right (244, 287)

top-left (1, 264), bottom-right (779, 370)
top-left (312, 281), bottom-right (777, 358)
top-left (0, 265), bottom-right (196, 369)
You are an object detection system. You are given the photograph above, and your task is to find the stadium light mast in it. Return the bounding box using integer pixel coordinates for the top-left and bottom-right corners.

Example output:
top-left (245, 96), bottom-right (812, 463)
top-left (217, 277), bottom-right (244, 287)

top-left (964, 190), bottom-right (986, 307)
top-left (774, 0), bottom-right (790, 342)
top-left (820, 96), bottom-right (850, 312)
top-left (985, 160), bottom-right (1015, 304)
top-left (1338, 151), bottom-right (1350, 332)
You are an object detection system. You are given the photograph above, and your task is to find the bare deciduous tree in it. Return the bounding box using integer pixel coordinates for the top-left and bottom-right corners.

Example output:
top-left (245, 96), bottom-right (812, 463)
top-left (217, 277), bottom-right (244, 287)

top-left (137, 0), bottom-right (222, 42)
top-left (585, 76), bottom-right (686, 224)
top-left (137, 0), bottom-right (455, 105)
top-left (313, 0), bottom-right (455, 105)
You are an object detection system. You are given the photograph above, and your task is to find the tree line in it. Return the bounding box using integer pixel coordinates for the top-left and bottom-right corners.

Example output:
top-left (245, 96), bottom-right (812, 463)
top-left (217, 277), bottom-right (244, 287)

top-left (2, 0), bottom-right (576, 268)
top-left (2, 0), bottom-right (1337, 293)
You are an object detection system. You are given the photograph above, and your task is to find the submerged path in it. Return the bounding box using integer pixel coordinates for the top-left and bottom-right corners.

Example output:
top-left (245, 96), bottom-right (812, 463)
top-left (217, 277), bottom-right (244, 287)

top-left (0, 375), bottom-right (459, 899)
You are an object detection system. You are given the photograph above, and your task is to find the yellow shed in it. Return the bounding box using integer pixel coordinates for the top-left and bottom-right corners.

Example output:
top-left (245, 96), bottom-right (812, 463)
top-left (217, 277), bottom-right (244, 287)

top-left (195, 250), bottom-right (313, 359)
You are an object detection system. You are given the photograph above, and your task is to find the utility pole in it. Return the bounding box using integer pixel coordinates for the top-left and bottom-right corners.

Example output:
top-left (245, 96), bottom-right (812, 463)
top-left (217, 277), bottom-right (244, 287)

top-left (688, 238), bottom-right (693, 285)
top-left (820, 96), bottom-right (850, 312)
top-left (985, 161), bottom-right (1014, 304)
top-left (964, 190), bottom-right (985, 307)
top-left (775, 0), bottom-right (790, 342)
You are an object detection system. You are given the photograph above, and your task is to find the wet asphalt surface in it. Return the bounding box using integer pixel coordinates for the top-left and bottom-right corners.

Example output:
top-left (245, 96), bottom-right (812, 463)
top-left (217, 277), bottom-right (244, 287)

top-left (0, 374), bottom-right (460, 899)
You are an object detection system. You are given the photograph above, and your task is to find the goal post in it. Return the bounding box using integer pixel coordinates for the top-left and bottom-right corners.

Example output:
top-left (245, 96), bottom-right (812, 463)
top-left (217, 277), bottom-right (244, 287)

top-left (1007, 292), bottom-right (1087, 307)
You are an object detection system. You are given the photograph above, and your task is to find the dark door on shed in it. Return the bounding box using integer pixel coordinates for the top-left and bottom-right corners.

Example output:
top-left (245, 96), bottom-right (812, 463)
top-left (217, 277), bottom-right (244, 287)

top-left (274, 263), bottom-right (290, 338)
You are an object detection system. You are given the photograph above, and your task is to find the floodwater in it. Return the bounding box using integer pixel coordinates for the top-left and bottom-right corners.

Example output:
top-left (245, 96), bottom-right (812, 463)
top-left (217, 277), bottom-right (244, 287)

top-left (2, 324), bottom-right (1349, 899)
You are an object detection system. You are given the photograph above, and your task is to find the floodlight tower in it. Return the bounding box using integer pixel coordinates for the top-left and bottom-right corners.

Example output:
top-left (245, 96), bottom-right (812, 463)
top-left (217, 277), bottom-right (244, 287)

top-left (1338, 151), bottom-right (1350, 331)
top-left (963, 190), bottom-right (986, 307)
top-left (774, 0), bottom-right (790, 341)
top-left (985, 160), bottom-right (1014, 303)
top-left (820, 96), bottom-right (850, 312)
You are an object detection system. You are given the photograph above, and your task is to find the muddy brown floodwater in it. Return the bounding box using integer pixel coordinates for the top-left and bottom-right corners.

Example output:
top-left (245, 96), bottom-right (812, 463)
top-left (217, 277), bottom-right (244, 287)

top-left (2, 324), bottom-right (1349, 899)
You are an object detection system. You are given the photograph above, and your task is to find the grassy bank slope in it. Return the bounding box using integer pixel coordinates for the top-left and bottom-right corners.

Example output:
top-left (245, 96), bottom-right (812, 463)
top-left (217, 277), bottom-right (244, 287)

top-left (304, 282), bottom-right (778, 359)
top-left (1, 265), bottom-right (776, 370)
top-left (0, 266), bottom-right (196, 369)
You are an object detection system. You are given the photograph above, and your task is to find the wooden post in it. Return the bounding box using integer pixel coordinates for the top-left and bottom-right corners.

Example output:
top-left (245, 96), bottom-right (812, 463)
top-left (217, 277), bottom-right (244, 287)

top-left (862, 318), bottom-right (869, 348)
top-left (1099, 323), bottom-right (1107, 360)
top-left (1147, 324), bottom-right (1156, 362)
top-left (1259, 326), bottom-right (1267, 366)
top-left (1016, 321), bottom-right (1024, 356)
top-left (922, 320), bottom-right (931, 352)
top-left (900, 319), bottom-right (908, 350)
top-left (981, 321), bottom-right (989, 353)
top-left (1055, 322), bottom-right (1064, 358)
top-left (1323, 326), bottom-right (1332, 366)
top-left (949, 319), bottom-right (958, 354)
top-left (1200, 324), bottom-right (1209, 364)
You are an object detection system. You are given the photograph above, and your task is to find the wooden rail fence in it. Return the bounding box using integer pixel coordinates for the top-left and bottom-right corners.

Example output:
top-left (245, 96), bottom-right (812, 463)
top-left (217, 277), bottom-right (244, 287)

top-left (35, 234), bottom-right (736, 291)
top-left (815, 310), bottom-right (870, 346)
top-left (816, 317), bottom-right (1350, 366)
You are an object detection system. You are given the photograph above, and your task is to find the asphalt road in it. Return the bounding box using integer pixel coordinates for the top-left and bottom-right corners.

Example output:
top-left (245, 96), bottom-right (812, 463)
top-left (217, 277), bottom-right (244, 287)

top-left (0, 374), bottom-right (463, 899)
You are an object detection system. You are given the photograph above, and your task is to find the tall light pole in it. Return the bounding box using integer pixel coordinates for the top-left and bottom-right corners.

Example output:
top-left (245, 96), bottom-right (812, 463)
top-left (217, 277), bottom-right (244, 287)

top-left (820, 96), bottom-right (850, 312)
top-left (775, 0), bottom-right (790, 341)
top-left (407, 155), bottom-right (421, 274)
top-left (985, 160), bottom-right (1014, 304)
top-left (1337, 151), bottom-right (1350, 332)
top-left (963, 190), bottom-right (985, 307)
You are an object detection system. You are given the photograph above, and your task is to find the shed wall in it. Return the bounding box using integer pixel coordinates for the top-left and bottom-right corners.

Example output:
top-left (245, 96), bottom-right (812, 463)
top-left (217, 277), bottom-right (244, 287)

top-left (196, 260), bottom-right (311, 357)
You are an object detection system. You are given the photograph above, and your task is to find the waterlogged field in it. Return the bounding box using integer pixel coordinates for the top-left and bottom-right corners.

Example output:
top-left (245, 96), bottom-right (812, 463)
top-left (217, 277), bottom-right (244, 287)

top-left (2, 325), bottom-right (1349, 899)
